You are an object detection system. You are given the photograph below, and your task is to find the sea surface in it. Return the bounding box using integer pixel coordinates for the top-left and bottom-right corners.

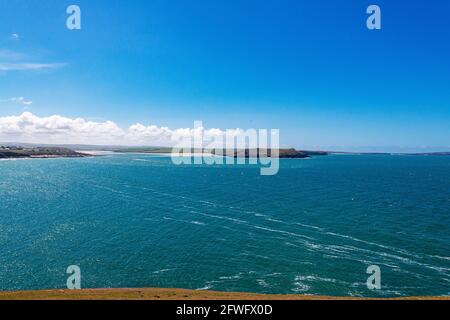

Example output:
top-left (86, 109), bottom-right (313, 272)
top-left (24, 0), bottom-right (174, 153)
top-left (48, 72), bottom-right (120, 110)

top-left (0, 154), bottom-right (449, 297)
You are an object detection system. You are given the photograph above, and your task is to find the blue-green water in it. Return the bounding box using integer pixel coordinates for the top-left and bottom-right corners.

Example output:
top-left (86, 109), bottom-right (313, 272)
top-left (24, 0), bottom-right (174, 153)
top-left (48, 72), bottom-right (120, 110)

top-left (0, 154), bottom-right (449, 297)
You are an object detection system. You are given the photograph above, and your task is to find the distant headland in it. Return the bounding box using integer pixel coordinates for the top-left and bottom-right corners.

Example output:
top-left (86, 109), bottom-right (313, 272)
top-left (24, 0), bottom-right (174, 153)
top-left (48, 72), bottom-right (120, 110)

top-left (111, 147), bottom-right (329, 159)
top-left (0, 146), bottom-right (89, 159)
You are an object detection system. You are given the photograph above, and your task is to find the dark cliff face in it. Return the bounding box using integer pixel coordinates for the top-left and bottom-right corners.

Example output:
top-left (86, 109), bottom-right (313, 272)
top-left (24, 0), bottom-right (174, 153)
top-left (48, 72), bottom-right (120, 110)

top-left (301, 150), bottom-right (329, 156)
top-left (0, 150), bottom-right (30, 158)
top-left (0, 146), bottom-right (86, 159)
top-left (275, 149), bottom-right (310, 158)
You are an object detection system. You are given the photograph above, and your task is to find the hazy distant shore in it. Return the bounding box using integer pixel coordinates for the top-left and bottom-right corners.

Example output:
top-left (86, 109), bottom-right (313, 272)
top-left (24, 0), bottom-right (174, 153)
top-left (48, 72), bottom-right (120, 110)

top-left (75, 150), bottom-right (115, 156)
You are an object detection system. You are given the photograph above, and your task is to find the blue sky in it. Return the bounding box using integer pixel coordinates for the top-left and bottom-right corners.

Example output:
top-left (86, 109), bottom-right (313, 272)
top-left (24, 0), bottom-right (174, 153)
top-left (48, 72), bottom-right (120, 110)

top-left (0, 0), bottom-right (449, 151)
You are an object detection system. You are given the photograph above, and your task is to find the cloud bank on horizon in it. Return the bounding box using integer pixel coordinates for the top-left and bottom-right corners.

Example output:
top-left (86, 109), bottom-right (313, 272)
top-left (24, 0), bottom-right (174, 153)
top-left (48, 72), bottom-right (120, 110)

top-left (0, 112), bottom-right (244, 146)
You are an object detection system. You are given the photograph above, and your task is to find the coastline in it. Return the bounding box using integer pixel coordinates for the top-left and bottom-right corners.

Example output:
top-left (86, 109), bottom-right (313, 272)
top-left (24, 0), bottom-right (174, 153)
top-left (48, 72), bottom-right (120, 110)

top-left (0, 146), bottom-right (91, 159)
top-left (0, 288), bottom-right (448, 300)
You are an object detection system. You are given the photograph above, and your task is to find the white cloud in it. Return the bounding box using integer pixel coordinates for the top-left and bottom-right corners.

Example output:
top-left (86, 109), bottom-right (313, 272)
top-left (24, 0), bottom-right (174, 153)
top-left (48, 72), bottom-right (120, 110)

top-left (0, 48), bottom-right (65, 72)
top-left (0, 62), bottom-right (66, 71)
top-left (0, 112), bottom-right (239, 146)
top-left (5, 97), bottom-right (33, 106)
top-left (0, 112), bottom-right (125, 145)
top-left (0, 49), bottom-right (25, 61)
top-left (11, 33), bottom-right (20, 40)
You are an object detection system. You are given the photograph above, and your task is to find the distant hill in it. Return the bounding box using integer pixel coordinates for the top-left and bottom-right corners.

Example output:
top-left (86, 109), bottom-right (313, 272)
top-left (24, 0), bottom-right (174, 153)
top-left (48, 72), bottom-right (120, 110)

top-left (111, 147), bottom-right (329, 158)
top-left (210, 148), bottom-right (328, 158)
top-left (0, 146), bottom-right (88, 159)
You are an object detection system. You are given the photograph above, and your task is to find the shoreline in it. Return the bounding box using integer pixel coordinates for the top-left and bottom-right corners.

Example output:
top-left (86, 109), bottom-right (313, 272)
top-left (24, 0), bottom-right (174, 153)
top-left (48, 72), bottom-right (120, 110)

top-left (0, 146), bottom-right (92, 160)
top-left (0, 288), bottom-right (448, 300)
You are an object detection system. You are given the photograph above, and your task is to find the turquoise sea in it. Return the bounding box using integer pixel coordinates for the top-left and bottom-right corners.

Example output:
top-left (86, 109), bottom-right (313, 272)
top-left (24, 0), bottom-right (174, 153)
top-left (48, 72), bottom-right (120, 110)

top-left (0, 154), bottom-right (449, 297)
